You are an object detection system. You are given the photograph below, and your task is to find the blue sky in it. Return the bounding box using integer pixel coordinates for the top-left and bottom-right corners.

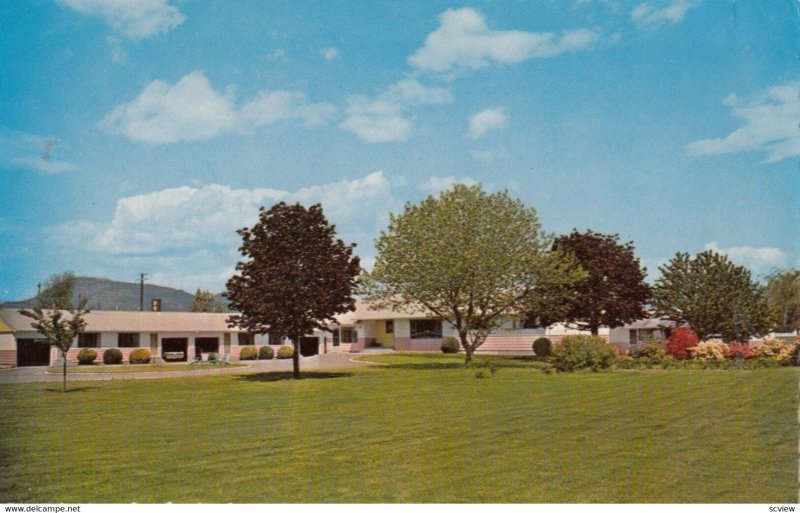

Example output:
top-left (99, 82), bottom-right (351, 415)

top-left (1, 0), bottom-right (798, 300)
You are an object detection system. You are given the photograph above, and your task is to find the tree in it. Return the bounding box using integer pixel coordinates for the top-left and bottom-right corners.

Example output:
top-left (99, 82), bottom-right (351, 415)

top-left (652, 250), bottom-right (774, 341)
top-left (225, 203), bottom-right (361, 379)
top-left (364, 184), bottom-right (585, 364)
top-left (37, 272), bottom-right (76, 309)
top-left (19, 298), bottom-right (90, 392)
top-left (190, 289), bottom-right (225, 313)
top-left (764, 269), bottom-right (800, 333)
top-left (549, 230), bottom-right (651, 335)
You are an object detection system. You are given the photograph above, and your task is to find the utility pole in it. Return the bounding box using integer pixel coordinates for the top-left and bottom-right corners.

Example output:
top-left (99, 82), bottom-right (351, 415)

top-left (139, 273), bottom-right (147, 311)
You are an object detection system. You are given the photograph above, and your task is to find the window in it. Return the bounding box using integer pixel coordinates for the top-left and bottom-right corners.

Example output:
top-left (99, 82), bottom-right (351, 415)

top-left (332, 329), bottom-right (340, 347)
top-left (629, 330), bottom-right (638, 345)
top-left (522, 316), bottom-right (539, 329)
top-left (410, 319), bottom-right (442, 339)
top-left (239, 333), bottom-right (254, 345)
top-left (385, 320), bottom-right (394, 334)
top-left (268, 333), bottom-right (283, 345)
top-left (341, 328), bottom-right (357, 344)
top-left (118, 333), bottom-right (140, 348)
top-left (78, 332), bottom-right (99, 348)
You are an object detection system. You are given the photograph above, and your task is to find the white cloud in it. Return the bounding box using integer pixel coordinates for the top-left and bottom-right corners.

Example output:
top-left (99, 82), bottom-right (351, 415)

top-left (46, 172), bottom-right (402, 293)
top-left (631, 0), bottom-right (697, 27)
top-left (418, 176), bottom-right (479, 194)
top-left (0, 129), bottom-right (78, 174)
top-left (341, 78), bottom-right (452, 143)
top-left (704, 241), bottom-right (788, 275)
top-left (687, 82), bottom-right (800, 163)
top-left (266, 48), bottom-right (287, 61)
top-left (102, 71), bottom-right (336, 144)
top-left (467, 108), bottom-right (507, 139)
top-left (321, 47), bottom-right (340, 61)
top-left (58, 0), bottom-right (185, 39)
top-left (107, 36), bottom-right (129, 64)
top-left (408, 7), bottom-right (599, 74)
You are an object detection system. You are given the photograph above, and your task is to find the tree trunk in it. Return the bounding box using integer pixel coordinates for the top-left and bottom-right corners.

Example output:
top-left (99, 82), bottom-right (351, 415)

top-left (458, 330), bottom-right (473, 365)
top-left (590, 325), bottom-right (599, 336)
top-left (292, 336), bottom-right (301, 380)
top-left (61, 349), bottom-right (68, 392)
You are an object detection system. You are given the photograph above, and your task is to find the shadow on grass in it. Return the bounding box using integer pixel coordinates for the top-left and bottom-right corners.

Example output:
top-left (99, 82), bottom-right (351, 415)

top-left (44, 386), bottom-right (97, 393)
top-left (237, 371), bottom-right (354, 382)
top-left (375, 361), bottom-right (538, 371)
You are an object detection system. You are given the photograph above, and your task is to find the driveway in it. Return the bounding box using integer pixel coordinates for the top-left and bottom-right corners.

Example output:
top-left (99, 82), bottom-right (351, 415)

top-left (0, 352), bottom-right (367, 384)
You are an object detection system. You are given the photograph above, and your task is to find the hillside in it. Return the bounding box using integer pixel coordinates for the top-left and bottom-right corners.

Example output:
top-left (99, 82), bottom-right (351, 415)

top-left (2, 277), bottom-right (228, 312)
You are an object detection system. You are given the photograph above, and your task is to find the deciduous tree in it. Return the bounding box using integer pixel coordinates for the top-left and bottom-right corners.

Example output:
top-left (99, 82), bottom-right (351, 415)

top-left (652, 250), bottom-right (774, 341)
top-left (364, 184), bottom-right (585, 364)
top-left (226, 203), bottom-right (361, 379)
top-left (550, 230), bottom-right (651, 335)
top-left (764, 269), bottom-right (800, 333)
top-left (37, 272), bottom-right (76, 309)
top-left (190, 289), bottom-right (225, 313)
top-left (19, 298), bottom-right (90, 392)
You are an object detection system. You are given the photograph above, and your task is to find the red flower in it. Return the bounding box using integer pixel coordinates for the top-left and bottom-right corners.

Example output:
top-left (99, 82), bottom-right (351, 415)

top-left (665, 327), bottom-right (699, 360)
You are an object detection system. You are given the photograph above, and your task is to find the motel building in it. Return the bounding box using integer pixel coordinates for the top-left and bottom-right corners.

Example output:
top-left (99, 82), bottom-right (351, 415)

top-left (0, 303), bottom-right (670, 368)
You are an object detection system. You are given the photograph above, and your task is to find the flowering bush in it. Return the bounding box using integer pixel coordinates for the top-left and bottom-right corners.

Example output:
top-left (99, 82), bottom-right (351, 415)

top-left (629, 342), bottom-right (669, 361)
top-left (725, 342), bottom-right (753, 359)
top-left (689, 340), bottom-right (729, 361)
top-left (751, 340), bottom-right (795, 361)
top-left (665, 328), bottom-right (698, 360)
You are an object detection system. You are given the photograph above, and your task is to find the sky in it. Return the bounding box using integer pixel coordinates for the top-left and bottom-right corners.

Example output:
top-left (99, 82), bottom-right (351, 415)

top-left (1, 0), bottom-right (798, 300)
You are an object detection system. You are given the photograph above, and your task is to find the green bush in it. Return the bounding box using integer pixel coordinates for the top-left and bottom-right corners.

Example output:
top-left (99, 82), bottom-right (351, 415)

top-left (258, 345), bottom-right (274, 360)
top-left (532, 337), bottom-right (552, 357)
top-left (440, 337), bottom-right (459, 354)
top-left (103, 348), bottom-right (123, 365)
top-left (239, 346), bottom-right (258, 360)
top-left (128, 348), bottom-right (151, 364)
top-left (629, 342), bottom-right (669, 361)
top-left (552, 335), bottom-right (618, 372)
top-left (77, 348), bottom-right (97, 365)
top-left (277, 346), bottom-right (294, 359)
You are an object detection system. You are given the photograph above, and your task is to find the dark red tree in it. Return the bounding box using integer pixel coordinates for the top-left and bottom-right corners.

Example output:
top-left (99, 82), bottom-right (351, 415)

top-left (665, 327), bottom-right (698, 360)
top-left (226, 203), bottom-right (361, 379)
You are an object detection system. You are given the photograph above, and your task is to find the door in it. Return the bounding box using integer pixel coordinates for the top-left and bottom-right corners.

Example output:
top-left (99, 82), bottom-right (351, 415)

top-left (300, 336), bottom-right (319, 357)
top-left (17, 339), bottom-right (50, 367)
top-left (195, 337), bottom-right (220, 359)
top-left (162, 338), bottom-right (188, 362)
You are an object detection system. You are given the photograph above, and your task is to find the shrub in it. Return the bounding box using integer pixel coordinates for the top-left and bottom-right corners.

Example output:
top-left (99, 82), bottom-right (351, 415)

top-left (440, 337), bottom-right (459, 354)
top-left (128, 348), bottom-right (151, 364)
top-left (103, 348), bottom-right (123, 365)
top-left (277, 346), bottom-right (294, 359)
top-left (726, 342), bottom-right (753, 359)
top-left (629, 342), bottom-right (669, 361)
top-left (532, 337), bottom-right (552, 357)
top-left (552, 335), bottom-right (618, 372)
top-left (77, 348), bottom-right (97, 365)
top-left (751, 340), bottom-right (795, 361)
top-left (258, 345), bottom-right (274, 360)
top-left (665, 327), bottom-right (698, 360)
top-left (690, 340), bottom-right (728, 361)
top-left (239, 346), bottom-right (258, 360)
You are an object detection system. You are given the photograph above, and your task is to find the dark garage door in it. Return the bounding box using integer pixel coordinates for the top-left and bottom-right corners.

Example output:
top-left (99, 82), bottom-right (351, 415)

top-left (17, 339), bottom-right (50, 367)
top-left (300, 336), bottom-right (319, 357)
top-left (162, 337), bottom-right (188, 362)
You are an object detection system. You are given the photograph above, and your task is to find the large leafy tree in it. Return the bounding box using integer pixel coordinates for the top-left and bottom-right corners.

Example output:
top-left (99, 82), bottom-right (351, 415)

top-left (549, 230), bottom-right (651, 335)
top-left (764, 269), bottom-right (800, 332)
top-left (364, 184), bottom-right (585, 364)
top-left (652, 250), bottom-right (774, 341)
top-left (226, 202), bottom-right (361, 379)
top-left (37, 272), bottom-right (76, 309)
top-left (190, 289), bottom-right (225, 313)
top-left (20, 298), bottom-right (90, 392)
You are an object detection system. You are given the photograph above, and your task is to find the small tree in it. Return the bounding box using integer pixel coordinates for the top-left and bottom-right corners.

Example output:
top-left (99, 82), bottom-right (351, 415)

top-left (652, 250), bottom-right (774, 341)
top-left (364, 184), bottom-right (585, 364)
top-left (37, 272), bottom-right (76, 309)
top-left (226, 203), bottom-right (361, 379)
top-left (550, 230), bottom-right (651, 335)
top-left (764, 269), bottom-right (800, 333)
top-left (19, 299), bottom-right (90, 392)
top-left (190, 289), bottom-right (225, 313)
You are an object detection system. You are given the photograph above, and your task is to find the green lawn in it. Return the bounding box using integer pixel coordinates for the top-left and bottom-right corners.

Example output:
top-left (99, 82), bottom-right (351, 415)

top-left (0, 354), bottom-right (796, 503)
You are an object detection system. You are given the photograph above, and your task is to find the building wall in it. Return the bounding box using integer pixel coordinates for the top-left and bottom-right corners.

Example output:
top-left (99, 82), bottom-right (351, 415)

top-left (0, 333), bottom-right (16, 365)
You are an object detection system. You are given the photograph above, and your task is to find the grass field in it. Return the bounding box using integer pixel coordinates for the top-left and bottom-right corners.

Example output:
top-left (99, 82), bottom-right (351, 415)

top-left (0, 354), bottom-right (796, 503)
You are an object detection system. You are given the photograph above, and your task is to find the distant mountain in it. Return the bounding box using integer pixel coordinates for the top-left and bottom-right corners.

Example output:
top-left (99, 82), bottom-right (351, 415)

top-left (2, 277), bottom-right (229, 312)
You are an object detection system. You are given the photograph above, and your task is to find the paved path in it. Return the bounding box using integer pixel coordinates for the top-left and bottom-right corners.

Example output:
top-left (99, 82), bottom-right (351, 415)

top-left (0, 352), bottom-right (369, 384)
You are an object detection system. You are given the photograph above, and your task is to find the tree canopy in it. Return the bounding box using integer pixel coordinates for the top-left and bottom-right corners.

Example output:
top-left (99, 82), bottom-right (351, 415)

top-left (19, 298), bottom-right (89, 392)
top-left (764, 269), bottom-right (800, 333)
top-left (37, 272), bottom-right (76, 309)
top-left (364, 184), bottom-right (585, 363)
top-left (190, 289), bottom-right (225, 313)
top-left (225, 202), bottom-right (361, 379)
top-left (651, 250), bottom-right (774, 341)
top-left (548, 230), bottom-right (650, 335)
